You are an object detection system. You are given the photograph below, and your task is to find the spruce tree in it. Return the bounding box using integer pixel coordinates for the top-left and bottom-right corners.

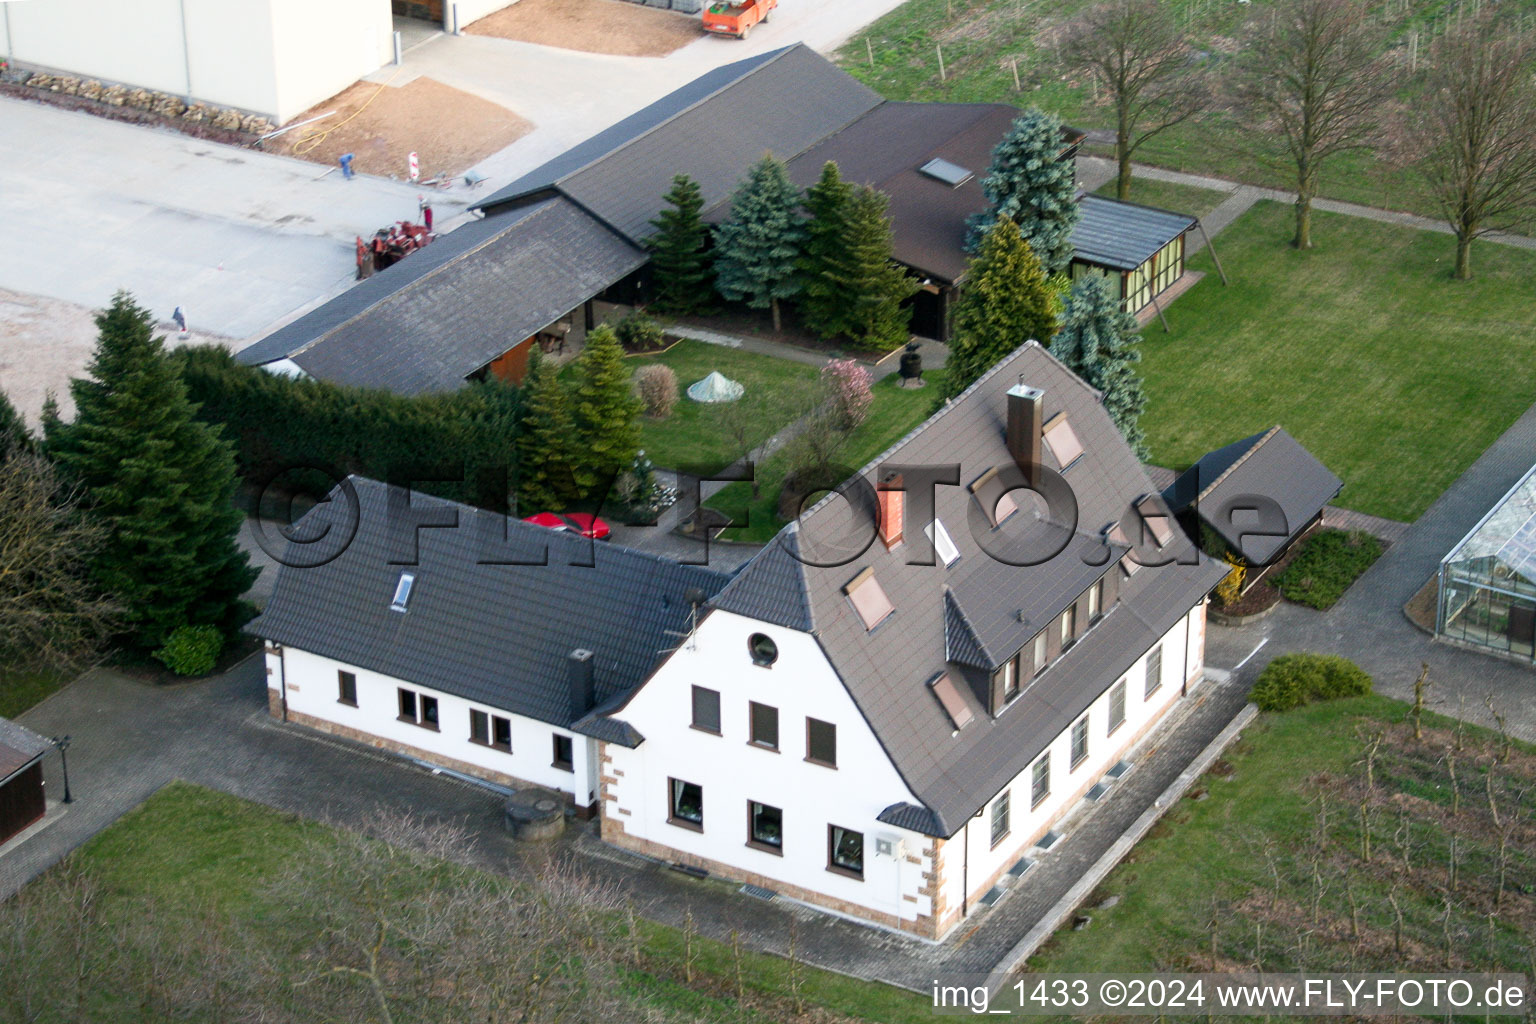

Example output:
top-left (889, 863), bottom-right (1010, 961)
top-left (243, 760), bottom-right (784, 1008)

top-left (798, 162), bottom-right (857, 339)
top-left (822, 186), bottom-right (918, 351)
top-left (0, 389), bottom-right (32, 458)
top-left (647, 175), bottom-right (713, 315)
top-left (1052, 275), bottom-right (1149, 458)
top-left (514, 352), bottom-right (578, 512)
top-left (45, 292), bottom-right (256, 655)
top-left (946, 217), bottom-right (1057, 396)
top-left (966, 109), bottom-right (1081, 275)
top-left (713, 155), bottom-right (805, 332)
top-left (569, 325), bottom-right (642, 497)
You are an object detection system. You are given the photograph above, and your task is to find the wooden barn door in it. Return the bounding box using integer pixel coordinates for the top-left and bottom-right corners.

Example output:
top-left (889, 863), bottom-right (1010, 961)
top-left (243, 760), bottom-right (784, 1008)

top-left (0, 763), bottom-right (45, 845)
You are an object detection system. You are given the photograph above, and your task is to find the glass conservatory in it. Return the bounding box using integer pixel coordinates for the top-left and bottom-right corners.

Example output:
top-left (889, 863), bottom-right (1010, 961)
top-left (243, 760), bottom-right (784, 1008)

top-left (1436, 462), bottom-right (1536, 662)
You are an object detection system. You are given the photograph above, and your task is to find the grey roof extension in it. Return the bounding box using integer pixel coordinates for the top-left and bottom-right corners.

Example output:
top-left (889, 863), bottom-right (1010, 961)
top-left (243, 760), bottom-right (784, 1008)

top-left (0, 717), bottom-right (51, 785)
top-left (248, 478), bottom-right (730, 728)
top-left (1071, 193), bottom-right (1196, 271)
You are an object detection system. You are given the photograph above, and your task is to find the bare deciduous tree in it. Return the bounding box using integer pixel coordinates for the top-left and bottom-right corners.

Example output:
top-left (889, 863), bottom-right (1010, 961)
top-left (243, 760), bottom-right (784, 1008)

top-left (1237, 0), bottom-right (1390, 249)
top-left (1409, 16), bottom-right (1536, 280)
top-left (1062, 0), bottom-right (1208, 200)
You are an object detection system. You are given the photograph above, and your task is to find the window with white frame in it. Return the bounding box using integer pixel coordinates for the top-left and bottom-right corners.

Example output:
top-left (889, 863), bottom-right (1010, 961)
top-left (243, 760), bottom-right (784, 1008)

top-left (1070, 716), bottom-right (1089, 769)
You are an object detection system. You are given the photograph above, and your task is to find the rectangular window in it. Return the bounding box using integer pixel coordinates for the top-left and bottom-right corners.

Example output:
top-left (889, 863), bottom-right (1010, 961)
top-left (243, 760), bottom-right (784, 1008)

top-left (338, 670), bottom-right (357, 706)
top-left (669, 778), bottom-right (703, 829)
top-left (1145, 644), bottom-right (1164, 699)
top-left (926, 519), bottom-right (962, 567)
top-left (1109, 678), bottom-right (1127, 734)
top-left (806, 718), bottom-right (837, 767)
top-left (691, 686), bottom-right (721, 734)
top-left (1070, 716), bottom-right (1089, 770)
top-left (1043, 414), bottom-right (1085, 468)
top-left (929, 672), bottom-right (974, 729)
top-left (491, 716), bottom-right (512, 752)
top-left (1033, 632), bottom-right (1048, 675)
top-left (1031, 753), bottom-right (1051, 808)
top-left (1136, 494), bottom-right (1176, 548)
top-left (748, 801), bottom-right (783, 852)
top-left (969, 467), bottom-right (1018, 527)
top-left (994, 657), bottom-right (1017, 706)
top-left (828, 825), bottom-right (864, 878)
top-left (420, 695), bottom-right (439, 730)
top-left (844, 568), bottom-right (895, 631)
top-left (990, 789), bottom-right (1011, 847)
top-left (470, 709), bottom-right (489, 745)
top-left (1060, 604), bottom-right (1077, 648)
top-left (552, 734), bottom-right (574, 772)
top-left (397, 688), bottom-right (417, 722)
top-left (749, 702), bottom-right (779, 750)
top-left (390, 572), bottom-right (415, 612)
top-left (1087, 579), bottom-right (1103, 621)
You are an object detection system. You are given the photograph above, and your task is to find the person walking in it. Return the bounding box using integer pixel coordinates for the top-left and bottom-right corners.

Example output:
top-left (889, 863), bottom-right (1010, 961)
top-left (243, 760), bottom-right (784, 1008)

top-left (172, 305), bottom-right (188, 337)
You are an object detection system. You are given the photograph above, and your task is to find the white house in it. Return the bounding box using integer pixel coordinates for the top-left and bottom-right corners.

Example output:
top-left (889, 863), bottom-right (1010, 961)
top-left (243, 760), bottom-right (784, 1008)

top-left (249, 342), bottom-right (1224, 941)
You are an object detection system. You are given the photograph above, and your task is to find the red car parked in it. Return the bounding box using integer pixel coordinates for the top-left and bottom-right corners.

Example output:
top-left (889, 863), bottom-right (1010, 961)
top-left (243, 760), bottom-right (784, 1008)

top-left (523, 512), bottom-right (612, 541)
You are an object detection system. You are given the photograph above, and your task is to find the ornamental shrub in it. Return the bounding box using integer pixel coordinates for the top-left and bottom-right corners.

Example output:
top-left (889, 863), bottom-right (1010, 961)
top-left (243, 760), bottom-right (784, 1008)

top-left (154, 624), bottom-right (225, 677)
top-left (615, 312), bottom-right (666, 353)
top-left (821, 359), bottom-right (873, 431)
top-left (1251, 652), bottom-right (1372, 712)
top-left (1275, 529), bottom-right (1383, 609)
top-left (634, 364), bottom-right (679, 419)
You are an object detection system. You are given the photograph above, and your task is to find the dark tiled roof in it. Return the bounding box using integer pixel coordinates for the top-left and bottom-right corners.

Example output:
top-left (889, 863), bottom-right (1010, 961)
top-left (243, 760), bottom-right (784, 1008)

top-left (248, 478), bottom-right (730, 728)
top-left (943, 589), bottom-right (990, 668)
top-left (475, 44), bottom-right (882, 245)
top-left (691, 343), bottom-right (1226, 837)
top-left (1071, 194), bottom-right (1196, 271)
top-left (0, 717), bottom-right (51, 783)
top-left (1164, 426), bottom-right (1343, 564)
top-left (237, 198), bottom-right (646, 395)
top-left (877, 801), bottom-right (945, 836)
top-left (711, 525), bottom-right (815, 632)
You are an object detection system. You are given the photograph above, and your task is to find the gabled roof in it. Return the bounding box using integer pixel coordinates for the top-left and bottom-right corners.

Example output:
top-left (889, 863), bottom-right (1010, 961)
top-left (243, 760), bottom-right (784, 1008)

top-left (694, 343), bottom-right (1225, 837)
top-left (236, 197), bottom-right (646, 395)
top-left (475, 44), bottom-right (883, 245)
top-left (1071, 194), bottom-right (1197, 271)
top-left (0, 717), bottom-right (51, 785)
top-left (1164, 426), bottom-right (1343, 564)
top-left (248, 478), bottom-right (730, 728)
top-left (1441, 460), bottom-right (1536, 583)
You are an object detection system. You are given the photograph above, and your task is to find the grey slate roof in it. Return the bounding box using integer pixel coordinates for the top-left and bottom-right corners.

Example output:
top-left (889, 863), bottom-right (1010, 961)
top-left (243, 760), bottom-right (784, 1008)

top-left (1071, 193), bottom-right (1196, 271)
top-left (247, 477), bottom-right (730, 728)
top-left (0, 717), bottom-right (51, 784)
top-left (475, 44), bottom-right (883, 246)
top-left (877, 802), bottom-right (945, 836)
top-left (236, 197), bottom-right (646, 395)
top-left (701, 343), bottom-right (1226, 837)
top-left (1164, 426), bottom-right (1343, 565)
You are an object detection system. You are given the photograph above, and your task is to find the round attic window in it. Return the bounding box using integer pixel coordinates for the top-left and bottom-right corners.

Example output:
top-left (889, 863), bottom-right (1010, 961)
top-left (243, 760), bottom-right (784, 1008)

top-left (748, 633), bottom-right (778, 667)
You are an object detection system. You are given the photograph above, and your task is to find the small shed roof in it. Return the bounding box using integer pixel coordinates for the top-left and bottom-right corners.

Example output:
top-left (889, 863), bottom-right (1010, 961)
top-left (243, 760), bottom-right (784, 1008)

top-left (0, 718), bottom-right (51, 785)
top-left (1070, 194), bottom-right (1197, 272)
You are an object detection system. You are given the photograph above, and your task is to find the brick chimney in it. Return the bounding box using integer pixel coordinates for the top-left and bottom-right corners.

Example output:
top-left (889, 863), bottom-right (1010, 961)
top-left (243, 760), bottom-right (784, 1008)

top-left (878, 471), bottom-right (904, 550)
top-left (1006, 379), bottom-right (1045, 485)
top-left (567, 648), bottom-right (595, 718)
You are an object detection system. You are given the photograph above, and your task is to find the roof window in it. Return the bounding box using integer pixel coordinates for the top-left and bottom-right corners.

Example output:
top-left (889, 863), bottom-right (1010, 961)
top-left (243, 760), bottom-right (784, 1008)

top-left (391, 572), bottom-right (416, 612)
top-left (969, 467), bottom-right (1019, 528)
top-left (1043, 413), bottom-right (1084, 469)
top-left (929, 672), bottom-right (974, 730)
top-left (1107, 525), bottom-right (1140, 576)
top-left (918, 157), bottom-right (973, 187)
top-left (844, 567), bottom-right (895, 631)
top-left (926, 519), bottom-right (961, 567)
top-left (1135, 494), bottom-right (1176, 548)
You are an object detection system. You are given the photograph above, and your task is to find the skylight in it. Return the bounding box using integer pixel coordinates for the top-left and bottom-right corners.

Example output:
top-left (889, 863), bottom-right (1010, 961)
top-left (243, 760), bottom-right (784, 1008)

top-left (969, 467), bottom-right (1020, 528)
top-left (929, 672), bottom-right (974, 730)
top-left (1108, 526), bottom-right (1140, 576)
top-left (918, 157), bottom-right (973, 187)
top-left (926, 519), bottom-right (961, 567)
top-left (391, 572), bottom-right (416, 612)
top-left (1043, 414), bottom-right (1084, 469)
top-left (844, 567), bottom-right (895, 631)
top-left (1136, 494), bottom-right (1176, 548)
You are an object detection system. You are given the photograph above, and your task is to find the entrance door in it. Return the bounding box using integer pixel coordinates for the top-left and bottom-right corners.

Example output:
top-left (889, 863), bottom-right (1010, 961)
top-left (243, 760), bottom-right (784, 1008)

top-left (392, 0), bottom-right (444, 22)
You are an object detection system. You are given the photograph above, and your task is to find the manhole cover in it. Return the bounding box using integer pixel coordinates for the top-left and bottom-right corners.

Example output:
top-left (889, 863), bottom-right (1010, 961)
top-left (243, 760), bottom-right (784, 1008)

top-left (535, 799), bottom-right (557, 812)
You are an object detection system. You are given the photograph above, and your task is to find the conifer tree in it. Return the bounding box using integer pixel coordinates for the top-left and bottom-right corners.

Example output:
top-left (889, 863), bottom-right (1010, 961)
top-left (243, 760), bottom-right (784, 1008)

top-left (514, 352), bottom-right (578, 512)
top-left (45, 292), bottom-right (256, 655)
top-left (966, 109), bottom-right (1081, 275)
top-left (0, 389), bottom-right (31, 458)
top-left (647, 175), bottom-right (714, 315)
top-left (946, 218), bottom-right (1057, 396)
top-left (1052, 274), bottom-right (1149, 458)
top-left (714, 155), bottom-right (805, 332)
top-left (569, 325), bottom-right (642, 497)
top-left (798, 162), bottom-right (857, 338)
top-left (822, 186), bottom-right (918, 351)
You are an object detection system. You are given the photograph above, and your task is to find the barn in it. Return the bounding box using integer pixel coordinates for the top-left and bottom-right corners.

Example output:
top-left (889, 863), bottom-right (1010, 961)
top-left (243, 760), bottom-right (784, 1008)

top-left (0, 718), bottom-right (51, 847)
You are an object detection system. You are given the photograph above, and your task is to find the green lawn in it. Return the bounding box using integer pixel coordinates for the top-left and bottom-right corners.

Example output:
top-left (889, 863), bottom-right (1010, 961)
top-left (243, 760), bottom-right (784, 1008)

top-left (1031, 695), bottom-right (1535, 980)
top-left (0, 668), bottom-right (66, 718)
top-left (1094, 177), bottom-right (1234, 221)
top-left (708, 370), bottom-right (948, 543)
top-left (624, 340), bottom-right (821, 471)
top-left (1137, 200), bottom-right (1536, 521)
top-left (835, 0), bottom-right (1532, 224)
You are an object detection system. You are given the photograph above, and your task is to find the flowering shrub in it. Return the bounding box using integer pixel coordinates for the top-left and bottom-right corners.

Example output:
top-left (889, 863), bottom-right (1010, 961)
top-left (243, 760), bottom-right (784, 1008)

top-left (633, 364), bottom-right (679, 419)
top-left (821, 359), bottom-right (873, 431)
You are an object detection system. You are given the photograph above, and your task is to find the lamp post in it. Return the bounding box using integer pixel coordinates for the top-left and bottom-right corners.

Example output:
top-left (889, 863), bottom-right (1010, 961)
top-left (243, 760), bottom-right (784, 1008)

top-left (51, 735), bottom-right (72, 804)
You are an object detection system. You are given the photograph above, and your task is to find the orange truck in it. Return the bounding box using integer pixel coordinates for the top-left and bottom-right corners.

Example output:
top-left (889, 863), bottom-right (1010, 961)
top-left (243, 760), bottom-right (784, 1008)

top-left (701, 0), bottom-right (776, 39)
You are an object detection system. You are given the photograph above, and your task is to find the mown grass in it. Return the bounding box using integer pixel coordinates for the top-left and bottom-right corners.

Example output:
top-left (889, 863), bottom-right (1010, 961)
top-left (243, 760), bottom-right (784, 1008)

top-left (1136, 200), bottom-right (1536, 521)
top-left (1094, 176), bottom-right (1235, 221)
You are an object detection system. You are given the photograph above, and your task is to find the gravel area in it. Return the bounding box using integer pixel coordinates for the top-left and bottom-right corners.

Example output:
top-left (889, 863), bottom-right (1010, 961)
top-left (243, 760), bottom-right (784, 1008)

top-left (465, 0), bottom-right (701, 57)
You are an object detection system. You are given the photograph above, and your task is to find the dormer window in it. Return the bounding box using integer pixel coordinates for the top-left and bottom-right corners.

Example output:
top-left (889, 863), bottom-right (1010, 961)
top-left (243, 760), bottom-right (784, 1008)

top-left (926, 519), bottom-right (961, 567)
top-left (390, 572), bottom-right (416, 612)
top-left (844, 568), bottom-right (895, 631)
top-left (1043, 413), bottom-right (1084, 469)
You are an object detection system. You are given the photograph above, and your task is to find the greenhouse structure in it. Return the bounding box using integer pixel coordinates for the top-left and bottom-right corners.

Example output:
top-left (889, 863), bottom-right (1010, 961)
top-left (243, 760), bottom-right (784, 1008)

top-left (1436, 461), bottom-right (1536, 662)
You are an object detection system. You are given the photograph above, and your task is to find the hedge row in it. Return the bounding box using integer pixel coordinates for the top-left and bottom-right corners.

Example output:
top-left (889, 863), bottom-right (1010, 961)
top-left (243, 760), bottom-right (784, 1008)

top-left (1275, 529), bottom-right (1383, 610)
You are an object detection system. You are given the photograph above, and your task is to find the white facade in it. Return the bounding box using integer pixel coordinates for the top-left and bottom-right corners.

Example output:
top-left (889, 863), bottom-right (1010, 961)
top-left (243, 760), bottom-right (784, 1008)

top-left (266, 644), bottom-right (599, 807)
top-left (2, 0), bottom-right (395, 123)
